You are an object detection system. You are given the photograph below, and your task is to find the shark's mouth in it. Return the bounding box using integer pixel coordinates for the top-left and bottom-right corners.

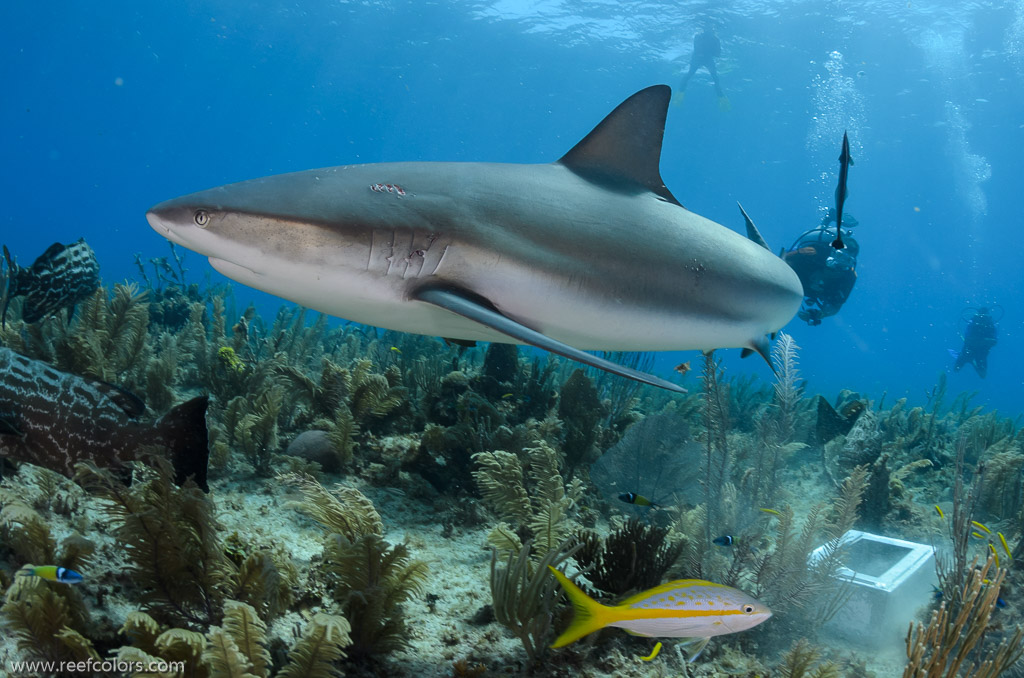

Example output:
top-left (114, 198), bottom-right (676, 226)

top-left (209, 257), bottom-right (261, 279)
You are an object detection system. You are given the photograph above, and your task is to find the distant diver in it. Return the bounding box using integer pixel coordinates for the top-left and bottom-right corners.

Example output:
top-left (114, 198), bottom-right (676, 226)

top-left (783, 132), bottom-right (858, 325)
top-left (951, 307), bottom-right (999, 378)
top-left (677, 25), bottom-right (730, 111)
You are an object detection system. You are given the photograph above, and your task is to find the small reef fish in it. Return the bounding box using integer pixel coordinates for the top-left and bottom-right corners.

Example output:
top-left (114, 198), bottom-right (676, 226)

top-left (618, 492), bottom-right (660, 509)
top-left (713, 535), bottom-right (735, 546)
top-left (0, 348), bottom-right (210, 490)
top-left (548, 566), bottom-right (771, 660)
top-left (2, 240), bottom-right (100, 328)
top-left (18, 565), bottom-right (84, 584)
top-left (673, 361), bottom-right (691, 376)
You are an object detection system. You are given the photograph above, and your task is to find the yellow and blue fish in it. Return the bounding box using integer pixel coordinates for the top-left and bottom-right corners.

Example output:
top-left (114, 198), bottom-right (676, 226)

top-left (18, 565), bottom-right (84, 584)
top-left (548, 566), bottom-right (771, 660)
top-left (618, 492), bottom-right (661, 510)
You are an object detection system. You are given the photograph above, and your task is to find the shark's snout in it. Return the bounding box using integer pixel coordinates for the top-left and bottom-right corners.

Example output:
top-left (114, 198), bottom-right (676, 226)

top-left (145, 208), bottom-right (170, 235)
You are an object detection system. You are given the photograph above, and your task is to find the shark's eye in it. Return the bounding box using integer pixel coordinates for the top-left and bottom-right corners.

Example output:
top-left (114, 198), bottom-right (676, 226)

top-left (743, 604), bottom-right (755, 614)
top-left (194, 210), bottom-right (210, 227)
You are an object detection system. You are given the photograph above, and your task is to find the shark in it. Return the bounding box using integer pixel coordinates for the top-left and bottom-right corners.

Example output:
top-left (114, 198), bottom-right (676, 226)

top-left (146, 85), bottom-right (802, 392)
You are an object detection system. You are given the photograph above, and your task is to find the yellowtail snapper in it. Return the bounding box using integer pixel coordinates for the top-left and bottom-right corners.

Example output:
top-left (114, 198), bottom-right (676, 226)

top-left (548, 566), bottom-right (771, 661)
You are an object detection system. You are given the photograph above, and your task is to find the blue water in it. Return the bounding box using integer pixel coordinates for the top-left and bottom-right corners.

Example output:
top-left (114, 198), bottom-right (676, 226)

top-left (3, 0), bottom-right (1022, 413)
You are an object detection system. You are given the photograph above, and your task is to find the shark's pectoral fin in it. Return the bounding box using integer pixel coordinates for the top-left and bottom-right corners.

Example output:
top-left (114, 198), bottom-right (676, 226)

top-left (736, 202), bottom-right (771, 251)
top-left (412, 286), bottom-right (686, 393)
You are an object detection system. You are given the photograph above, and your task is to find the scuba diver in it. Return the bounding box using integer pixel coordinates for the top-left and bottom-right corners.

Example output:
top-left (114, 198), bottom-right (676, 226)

top-left (782, 210), bottom-right (858, 325)
top-left (678, 25), bottom-right (730, 111)
top-left (783, 131), bottom-right (857, 326)
top-left (952, 307), bottom-right (1000, 378)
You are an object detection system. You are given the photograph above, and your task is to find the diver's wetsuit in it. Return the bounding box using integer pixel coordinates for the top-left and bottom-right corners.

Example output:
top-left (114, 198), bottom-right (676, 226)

top-left (954, 310), bottom-right (997, 378)
top-left (783, 227), bottom-right (858, 326)
top-left (681, 29), bottom-right (724, 97)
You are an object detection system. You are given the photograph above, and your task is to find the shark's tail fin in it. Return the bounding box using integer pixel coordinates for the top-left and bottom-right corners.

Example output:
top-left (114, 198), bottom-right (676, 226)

top-left (154, 395), bottom-right (210, 491)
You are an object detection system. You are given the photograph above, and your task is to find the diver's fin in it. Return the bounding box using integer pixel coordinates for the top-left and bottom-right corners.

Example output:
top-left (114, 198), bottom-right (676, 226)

top-left (736, 202), bottom-right (770, 251)
top-left (832, 131), bottom-right (852, 249)
top-left (558, 85), bottom-right (681, 206)
top-left (677, 636), bottom-right (712, 662)
top-left (153, 395), bottom-right (210, 491)
top-left (413, 286), bottom-right (687, 393)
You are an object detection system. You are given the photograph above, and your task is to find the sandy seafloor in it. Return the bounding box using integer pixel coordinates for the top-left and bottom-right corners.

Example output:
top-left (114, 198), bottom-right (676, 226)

top-left (0, 450), bottom-right (925, 678)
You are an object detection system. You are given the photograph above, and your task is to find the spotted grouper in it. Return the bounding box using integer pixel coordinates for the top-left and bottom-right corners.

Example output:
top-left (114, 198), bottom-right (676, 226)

top-left (0, 347), bottom-right (209, 490)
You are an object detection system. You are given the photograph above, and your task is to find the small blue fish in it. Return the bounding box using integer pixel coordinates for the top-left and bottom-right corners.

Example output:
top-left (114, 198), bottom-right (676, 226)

top-left (18, 565), bottom-right (84, 584)
top-left (713, 535), bottom-right (734, 547)
top-left (618, 492), bottom-right (660, 509)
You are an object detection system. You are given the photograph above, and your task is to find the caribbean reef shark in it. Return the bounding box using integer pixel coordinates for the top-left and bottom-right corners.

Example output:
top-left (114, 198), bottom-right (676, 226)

top-left (147, 85), bottom-right (802, 392)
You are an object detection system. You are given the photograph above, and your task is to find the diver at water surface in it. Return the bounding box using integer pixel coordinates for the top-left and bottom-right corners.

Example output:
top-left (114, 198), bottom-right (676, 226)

top-left (952, 307), bottom-right (999, 378)
top-left (678, 25), bottom-right (730, 111)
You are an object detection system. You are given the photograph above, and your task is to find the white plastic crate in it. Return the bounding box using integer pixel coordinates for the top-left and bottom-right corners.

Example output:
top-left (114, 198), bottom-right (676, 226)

top-left (808, 530), bottom-right (937, 644)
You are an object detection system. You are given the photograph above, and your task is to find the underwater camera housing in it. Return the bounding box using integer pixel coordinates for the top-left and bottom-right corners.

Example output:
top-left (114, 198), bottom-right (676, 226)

top-left (809, 530), bottom-right (937, 646)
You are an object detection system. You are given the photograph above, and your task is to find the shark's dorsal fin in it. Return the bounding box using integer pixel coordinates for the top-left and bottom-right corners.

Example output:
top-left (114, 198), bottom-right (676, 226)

top-left (558, 85), bottom-right (681, 206)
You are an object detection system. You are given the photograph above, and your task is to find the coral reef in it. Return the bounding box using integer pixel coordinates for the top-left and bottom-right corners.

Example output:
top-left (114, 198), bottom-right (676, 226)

top-left (3, 249), bottom-right (1024, 677)
top-left (282, 473), bottom-right (427, 663)
top-left (489, 539), bottom-right (580, 662)
top-left (574, 517), bottom-right (683, 596)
